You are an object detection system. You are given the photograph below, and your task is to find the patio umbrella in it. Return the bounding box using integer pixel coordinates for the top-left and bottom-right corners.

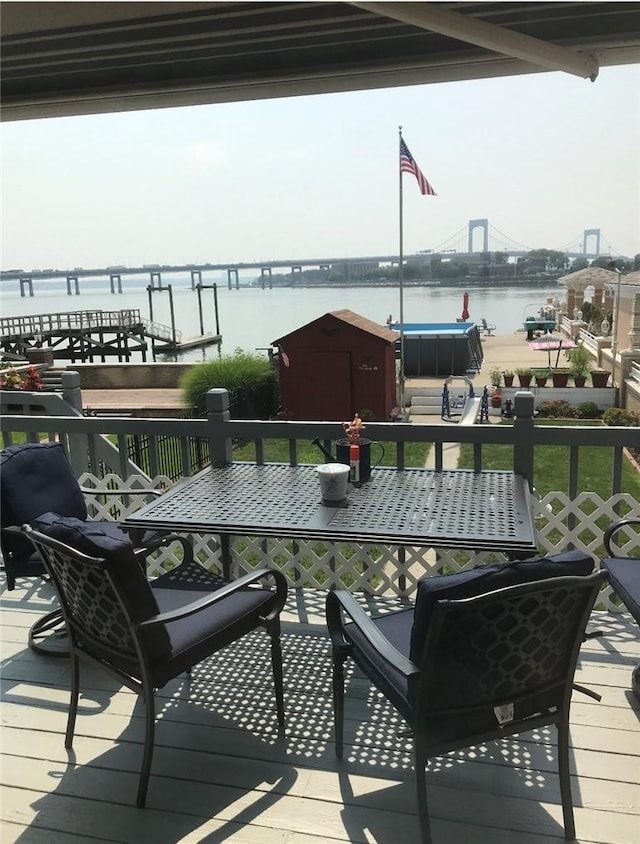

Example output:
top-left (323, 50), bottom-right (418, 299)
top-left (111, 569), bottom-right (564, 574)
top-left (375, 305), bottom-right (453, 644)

top-left (528, 333), bottom-right (577, 368)
top-left (461, 291), bottom-right (470, 321)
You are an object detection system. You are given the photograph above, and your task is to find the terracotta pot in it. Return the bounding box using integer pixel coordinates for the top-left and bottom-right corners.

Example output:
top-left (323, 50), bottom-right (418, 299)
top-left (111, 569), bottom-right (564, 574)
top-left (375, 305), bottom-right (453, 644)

top-left (490, 394), bottom-right (502, 408)
top-left (574, 375), bottom-right (587, 388)
top-left (517, 374), bottom-right (532, 388)
top-left (503, 375), bottom-right (514, 387)
top-left (534, 376), bottom-right (548, 388)
top-left (552, 372), bottom-right (570, 388)
top-left (591, 371), bottom-right (610, 388)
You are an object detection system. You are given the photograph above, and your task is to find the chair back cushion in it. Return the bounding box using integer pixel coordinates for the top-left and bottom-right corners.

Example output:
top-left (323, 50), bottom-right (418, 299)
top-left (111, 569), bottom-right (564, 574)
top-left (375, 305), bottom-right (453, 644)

top-left (1, 442), bottom-right (88, 564)
top-left (33, 513), bottom-right (171, 663)
top-left (410, 551), bottom-right (594, 664)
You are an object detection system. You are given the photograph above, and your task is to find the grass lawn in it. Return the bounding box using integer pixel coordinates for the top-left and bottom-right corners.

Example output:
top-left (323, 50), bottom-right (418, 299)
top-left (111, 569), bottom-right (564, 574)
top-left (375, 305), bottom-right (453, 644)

top-left (459, 419), bottom-right (640, 499)
top-left (232, 437), bottom-right (431, 468)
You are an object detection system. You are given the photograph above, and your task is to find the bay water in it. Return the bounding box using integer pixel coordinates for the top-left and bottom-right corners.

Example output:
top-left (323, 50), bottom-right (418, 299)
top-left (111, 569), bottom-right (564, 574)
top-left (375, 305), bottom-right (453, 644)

top-left (0, 274), bottom-right (561, 363)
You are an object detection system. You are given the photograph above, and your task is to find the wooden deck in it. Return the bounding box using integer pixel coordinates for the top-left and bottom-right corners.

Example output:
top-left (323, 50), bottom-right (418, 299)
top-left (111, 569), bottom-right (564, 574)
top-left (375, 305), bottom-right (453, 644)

top-left (1, 579), bottom-right (639, 844)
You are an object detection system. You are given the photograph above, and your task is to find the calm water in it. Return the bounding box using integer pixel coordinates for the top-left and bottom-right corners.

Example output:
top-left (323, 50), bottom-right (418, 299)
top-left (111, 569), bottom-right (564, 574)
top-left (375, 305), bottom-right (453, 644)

top-left (0, 274), bottom-right (561, 363)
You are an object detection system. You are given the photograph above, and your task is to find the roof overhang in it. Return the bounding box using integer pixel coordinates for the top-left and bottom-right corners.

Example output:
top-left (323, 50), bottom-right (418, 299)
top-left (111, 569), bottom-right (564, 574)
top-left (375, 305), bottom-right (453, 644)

top-left (2, 2), bottom-right (640, 122)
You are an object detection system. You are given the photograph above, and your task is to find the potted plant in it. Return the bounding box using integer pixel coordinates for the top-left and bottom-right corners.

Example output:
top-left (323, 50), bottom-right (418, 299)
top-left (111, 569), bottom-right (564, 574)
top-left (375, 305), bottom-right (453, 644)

top-left (489, 369), bottom-right (502, 389)
top-left (551, 368), bottom-right (570, 388)
top-left (490, 389), bottom-right (502, 408)
top-left (503, 370), bottom-right (514, 387)
top-left (566, 345), bottom-right (591, 388)
top-left (533, 368), bottom-right (549, 388)
top-left (591, 369), bottom-right (610, 388)
top-left (515, 367), bottom-right (532, 388)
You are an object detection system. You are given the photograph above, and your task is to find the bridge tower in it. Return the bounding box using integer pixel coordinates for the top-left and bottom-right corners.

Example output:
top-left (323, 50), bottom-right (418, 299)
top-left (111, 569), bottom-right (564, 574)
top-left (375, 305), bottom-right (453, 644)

top-left (583, 228), bottom-right (601, 258)
top-left (468, 218), bottom-right (489, 253)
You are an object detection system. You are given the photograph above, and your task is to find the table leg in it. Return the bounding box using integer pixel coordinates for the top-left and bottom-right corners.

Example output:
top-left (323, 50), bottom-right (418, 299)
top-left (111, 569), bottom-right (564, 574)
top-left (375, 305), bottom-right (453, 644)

top-left (220, 534), bottom-right (232, 580)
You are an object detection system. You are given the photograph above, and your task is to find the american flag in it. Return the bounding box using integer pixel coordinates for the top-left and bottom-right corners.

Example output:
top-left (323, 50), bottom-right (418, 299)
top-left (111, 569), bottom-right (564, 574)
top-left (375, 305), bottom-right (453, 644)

top-left (400, 138), bottom-right (436, 196)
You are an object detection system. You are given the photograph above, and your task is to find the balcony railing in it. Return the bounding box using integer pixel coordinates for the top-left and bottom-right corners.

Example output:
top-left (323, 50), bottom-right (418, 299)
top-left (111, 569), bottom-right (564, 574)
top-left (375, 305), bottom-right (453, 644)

top-left (2, 384), bottom-right (639, 608)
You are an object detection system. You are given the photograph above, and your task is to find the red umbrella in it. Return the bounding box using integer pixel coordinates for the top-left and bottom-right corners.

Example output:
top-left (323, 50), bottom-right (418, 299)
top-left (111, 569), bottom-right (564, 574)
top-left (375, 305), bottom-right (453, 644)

top-left (461, 291), bottom-right (470, 321)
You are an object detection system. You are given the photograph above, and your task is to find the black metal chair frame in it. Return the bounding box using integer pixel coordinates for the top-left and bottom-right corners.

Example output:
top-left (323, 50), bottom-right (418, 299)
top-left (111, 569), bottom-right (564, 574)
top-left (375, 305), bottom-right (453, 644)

top-left (0, 442), bottom-right (187, 656)
top-left (603, 517), bottom-right (640, 700)
top-left (21, 523), bottom-right (287, 807)
top-left (327, 571), bottom-right (605, 844)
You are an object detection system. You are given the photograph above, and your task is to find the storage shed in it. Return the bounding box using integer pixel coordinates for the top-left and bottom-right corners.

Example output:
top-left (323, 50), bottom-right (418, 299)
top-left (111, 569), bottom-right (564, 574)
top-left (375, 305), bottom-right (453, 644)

top-left (272, 309), bottom-right (398, 421)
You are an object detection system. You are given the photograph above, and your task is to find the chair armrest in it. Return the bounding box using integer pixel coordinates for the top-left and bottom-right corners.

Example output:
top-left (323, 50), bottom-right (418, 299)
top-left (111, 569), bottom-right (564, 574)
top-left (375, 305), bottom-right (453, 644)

top-left (604, 518), bottom-right (640, 557)
top-left (326, 590), bottom-right (417, 679)
top-left (139, 567), bottom-right (287, 628)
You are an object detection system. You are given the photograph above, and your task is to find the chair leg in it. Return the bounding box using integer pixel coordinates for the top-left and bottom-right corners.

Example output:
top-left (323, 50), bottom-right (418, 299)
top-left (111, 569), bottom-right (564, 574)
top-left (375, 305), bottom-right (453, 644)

top-left (136, 683), bottom-right (156, 808)
top-left (332, 652), bottom-right (347, 760)
top-left (557, 721), bottom-right (576, 840)
top-left (268, 619), bottom-right (286, 732)
top-left (414, 740), bottom-right (433, 844)
top-left (65, 653), bottom-right (80, 748)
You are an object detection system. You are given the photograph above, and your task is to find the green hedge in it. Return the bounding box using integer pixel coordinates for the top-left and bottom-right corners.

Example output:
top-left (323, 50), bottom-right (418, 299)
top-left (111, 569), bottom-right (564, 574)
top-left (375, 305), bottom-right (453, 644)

top-left (181, 350), bottom-right (279, 418)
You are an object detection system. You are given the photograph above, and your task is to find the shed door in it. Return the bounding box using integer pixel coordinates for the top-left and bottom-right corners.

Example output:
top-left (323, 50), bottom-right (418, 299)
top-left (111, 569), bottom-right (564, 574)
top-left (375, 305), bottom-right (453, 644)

top-left (301, 351), bottom-right (351, 421)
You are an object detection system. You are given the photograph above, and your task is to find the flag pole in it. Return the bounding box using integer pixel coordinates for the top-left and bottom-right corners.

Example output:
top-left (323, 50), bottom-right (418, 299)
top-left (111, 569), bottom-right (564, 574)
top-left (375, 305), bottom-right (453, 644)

top-left (398, 125), bottom-right (405, 412)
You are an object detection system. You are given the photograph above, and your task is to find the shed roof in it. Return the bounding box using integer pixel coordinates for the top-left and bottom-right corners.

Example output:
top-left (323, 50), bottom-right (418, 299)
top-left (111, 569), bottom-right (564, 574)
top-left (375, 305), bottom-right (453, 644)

top-left (273, 309), bottom-right (399, 346)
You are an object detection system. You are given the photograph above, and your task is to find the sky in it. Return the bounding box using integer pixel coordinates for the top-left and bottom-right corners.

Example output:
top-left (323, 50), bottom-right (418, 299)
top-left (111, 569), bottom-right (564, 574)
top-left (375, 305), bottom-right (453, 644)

top-left (1, 63), bottom-right (639, 270)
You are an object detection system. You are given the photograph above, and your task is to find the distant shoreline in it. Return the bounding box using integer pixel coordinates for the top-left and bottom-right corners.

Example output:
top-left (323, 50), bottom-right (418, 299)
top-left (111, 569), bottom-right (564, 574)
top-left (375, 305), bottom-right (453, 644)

top-left (252, 276), bottom-right (558, 290)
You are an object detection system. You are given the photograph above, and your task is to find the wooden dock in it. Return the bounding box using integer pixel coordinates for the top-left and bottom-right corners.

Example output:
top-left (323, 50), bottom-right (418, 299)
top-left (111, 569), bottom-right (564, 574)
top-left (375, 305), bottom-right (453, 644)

top-left (1, 579), bottom-right (639, 843)
top-left (0, 311), bottom-right (220, 362)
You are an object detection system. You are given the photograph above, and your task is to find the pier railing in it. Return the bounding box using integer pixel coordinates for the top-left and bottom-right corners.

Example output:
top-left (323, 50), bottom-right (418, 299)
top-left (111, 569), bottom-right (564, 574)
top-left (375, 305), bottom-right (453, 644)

top-left (0, 309), bottom-right (181, 346)
top-left (1, 386), bottom-right (639, 606)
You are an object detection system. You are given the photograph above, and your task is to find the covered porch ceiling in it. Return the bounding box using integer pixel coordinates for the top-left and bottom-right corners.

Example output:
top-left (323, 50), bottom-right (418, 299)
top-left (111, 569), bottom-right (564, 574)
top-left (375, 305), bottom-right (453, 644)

top-left (2, 2), bottom-right (640, 121)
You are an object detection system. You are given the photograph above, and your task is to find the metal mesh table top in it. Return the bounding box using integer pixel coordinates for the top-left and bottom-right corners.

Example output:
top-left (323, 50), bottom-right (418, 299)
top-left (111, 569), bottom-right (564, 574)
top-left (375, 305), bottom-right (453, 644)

top-left (125, 464), bottom-right (537, 554)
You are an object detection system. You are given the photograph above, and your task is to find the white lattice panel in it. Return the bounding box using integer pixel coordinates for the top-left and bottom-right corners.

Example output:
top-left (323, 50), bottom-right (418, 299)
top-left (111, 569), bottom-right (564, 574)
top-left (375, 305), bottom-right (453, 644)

top-left (533, 491), bottom-right (640, 612)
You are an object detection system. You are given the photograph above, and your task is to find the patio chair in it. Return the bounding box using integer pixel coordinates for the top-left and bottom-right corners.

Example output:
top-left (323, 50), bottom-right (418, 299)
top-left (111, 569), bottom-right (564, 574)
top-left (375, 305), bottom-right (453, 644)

top-left (480, 317), bottom-right (496, 336)
top-left (20, 516), bottom-right (287, 807)
top-left (326, 552), bottom-right (605, 843)
top-left (602, 517), bottom-right (640, 700)
top-left (0, 441), bottom-right (188, 654)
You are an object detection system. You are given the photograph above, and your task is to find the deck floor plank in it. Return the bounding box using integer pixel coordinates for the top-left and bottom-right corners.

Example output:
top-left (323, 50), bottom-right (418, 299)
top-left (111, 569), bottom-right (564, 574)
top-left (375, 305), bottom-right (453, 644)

top-left (2, 582), bottom-right (639, 844)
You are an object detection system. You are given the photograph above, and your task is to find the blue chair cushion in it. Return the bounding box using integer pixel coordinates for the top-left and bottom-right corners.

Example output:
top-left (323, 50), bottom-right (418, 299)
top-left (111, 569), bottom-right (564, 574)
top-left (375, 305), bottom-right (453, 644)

top-left (602, 557), bottom-right (640, 626)
top-left (409, 551), bottom-right (594, 663)
top-left (150, 583), bottom-right (278, 687)
top-left (1, 442), bottom-right (87, 566)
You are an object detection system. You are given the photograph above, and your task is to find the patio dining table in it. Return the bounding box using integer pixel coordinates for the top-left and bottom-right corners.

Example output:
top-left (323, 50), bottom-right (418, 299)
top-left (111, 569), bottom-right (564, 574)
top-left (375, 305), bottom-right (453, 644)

top-left (123, 464), bottom-right (538, 576)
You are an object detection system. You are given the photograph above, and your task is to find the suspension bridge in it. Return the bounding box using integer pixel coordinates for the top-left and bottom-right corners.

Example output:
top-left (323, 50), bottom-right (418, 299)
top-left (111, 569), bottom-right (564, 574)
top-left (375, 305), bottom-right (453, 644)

top-left (428, 220), bottom-right (616, 259)
top-left (0, 221), bottom-right (621, 296)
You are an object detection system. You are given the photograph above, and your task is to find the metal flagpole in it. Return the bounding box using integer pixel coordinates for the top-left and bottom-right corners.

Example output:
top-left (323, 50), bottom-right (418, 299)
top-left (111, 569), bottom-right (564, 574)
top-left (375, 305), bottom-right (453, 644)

top-left (398, 125), bottom-right (405, 411)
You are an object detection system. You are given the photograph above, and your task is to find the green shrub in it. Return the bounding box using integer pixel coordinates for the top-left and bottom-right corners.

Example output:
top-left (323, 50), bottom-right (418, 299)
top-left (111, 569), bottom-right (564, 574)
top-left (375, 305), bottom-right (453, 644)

top-left (575, 401), bottom-right (601, 419)
top-left (181, 349), bottom-right (279, 418)
top-left (536, 400), bottom-right (577, 419)
top-left (602, 407), bottom-right (639, 427)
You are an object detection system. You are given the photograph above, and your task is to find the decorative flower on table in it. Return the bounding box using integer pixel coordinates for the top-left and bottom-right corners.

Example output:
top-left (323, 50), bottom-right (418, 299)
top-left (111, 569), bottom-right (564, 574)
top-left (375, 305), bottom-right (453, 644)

top-left (343, 413), bottom-right (365, 444)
